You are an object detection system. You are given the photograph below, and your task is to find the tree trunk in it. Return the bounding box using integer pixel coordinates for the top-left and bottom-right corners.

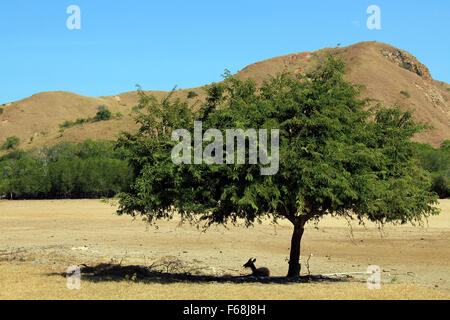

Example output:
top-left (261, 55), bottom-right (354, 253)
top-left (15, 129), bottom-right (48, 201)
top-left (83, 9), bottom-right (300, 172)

top-left (287, 221), bottom-right (305, 278)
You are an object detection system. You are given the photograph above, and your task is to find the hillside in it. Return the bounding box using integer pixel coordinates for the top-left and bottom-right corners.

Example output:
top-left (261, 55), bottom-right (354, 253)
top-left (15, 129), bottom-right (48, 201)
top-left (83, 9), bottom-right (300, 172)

top-left (0, 41), bottom-right (448, 150)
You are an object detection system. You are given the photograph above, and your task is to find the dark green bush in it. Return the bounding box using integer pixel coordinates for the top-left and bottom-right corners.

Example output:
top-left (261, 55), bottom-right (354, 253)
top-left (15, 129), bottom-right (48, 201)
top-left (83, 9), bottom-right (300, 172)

top-left (1, 136), bottom-right (20, 150)
top-left (187, 91), bottom-right (198, 99)
top-left (59, 120), bottom-right (75, 129)
top-left (93, 105), bottom-right (112, 122)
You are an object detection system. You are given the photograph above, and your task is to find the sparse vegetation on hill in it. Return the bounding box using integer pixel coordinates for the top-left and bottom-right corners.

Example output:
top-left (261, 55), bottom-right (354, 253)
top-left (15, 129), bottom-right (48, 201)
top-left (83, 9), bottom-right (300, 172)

top-left (58, 105), bottom-right (121, 130)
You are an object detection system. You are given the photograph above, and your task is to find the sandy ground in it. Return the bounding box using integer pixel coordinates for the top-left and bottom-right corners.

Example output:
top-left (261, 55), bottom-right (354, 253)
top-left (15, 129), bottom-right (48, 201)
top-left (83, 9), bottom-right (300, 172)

top-left (0, 199), bottom-right (449, 300)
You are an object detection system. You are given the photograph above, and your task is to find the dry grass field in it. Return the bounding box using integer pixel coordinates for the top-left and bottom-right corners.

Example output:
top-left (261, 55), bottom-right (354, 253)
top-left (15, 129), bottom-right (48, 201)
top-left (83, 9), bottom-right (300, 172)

top-left (0, 199), bottom-right (449, 300)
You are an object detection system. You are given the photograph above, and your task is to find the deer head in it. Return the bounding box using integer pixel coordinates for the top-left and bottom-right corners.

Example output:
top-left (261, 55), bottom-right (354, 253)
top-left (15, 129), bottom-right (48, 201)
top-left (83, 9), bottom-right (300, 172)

top-left (243, 258), bottom-right (256, 268)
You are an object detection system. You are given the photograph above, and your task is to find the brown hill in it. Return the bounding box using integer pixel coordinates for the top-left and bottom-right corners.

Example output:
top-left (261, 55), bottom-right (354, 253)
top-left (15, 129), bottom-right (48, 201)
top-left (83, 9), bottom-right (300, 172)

top-left (0, 41), bottom-right (448, 151)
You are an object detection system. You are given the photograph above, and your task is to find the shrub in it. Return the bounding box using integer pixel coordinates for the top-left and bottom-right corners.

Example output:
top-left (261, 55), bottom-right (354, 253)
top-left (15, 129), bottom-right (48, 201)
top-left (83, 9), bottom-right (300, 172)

top-left (0, 107), bottom-right (3, 115)
top-left (93, 105), bottom-right (112, 122)
top-left (1, 136), bottom-right (20, 150)
top-left (401, 62), bottom-right (413, 72)
top-left (187, 91), bottom-right (198, 99)
top-left (75, 118), bottom-right (87, 125)
top-left (59, 120), bottom-right (75, 129)
top-left (400, 91), bottom-right (411, 98)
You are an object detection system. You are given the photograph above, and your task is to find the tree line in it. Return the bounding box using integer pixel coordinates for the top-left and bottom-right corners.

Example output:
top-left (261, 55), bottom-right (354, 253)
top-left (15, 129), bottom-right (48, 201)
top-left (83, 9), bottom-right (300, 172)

top-left (0, 135), bottom-right (447, 202)
top-left (0, 139), bottom-right (133, 199)
top-left (413, 140), bottom-right (450, 198)
top-left (0, 131), bottom-right (448, 201)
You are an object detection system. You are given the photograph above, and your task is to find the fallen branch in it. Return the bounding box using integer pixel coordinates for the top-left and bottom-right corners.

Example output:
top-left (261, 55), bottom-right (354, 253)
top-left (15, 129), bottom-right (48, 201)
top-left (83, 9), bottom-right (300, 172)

top-left (310, 271), bottom-right (370, 278)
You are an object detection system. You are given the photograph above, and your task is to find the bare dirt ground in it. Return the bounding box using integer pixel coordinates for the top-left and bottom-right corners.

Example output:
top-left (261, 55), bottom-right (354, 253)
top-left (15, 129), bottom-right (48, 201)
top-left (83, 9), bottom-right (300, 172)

top-left (0, 199), bottom-right (449, 300)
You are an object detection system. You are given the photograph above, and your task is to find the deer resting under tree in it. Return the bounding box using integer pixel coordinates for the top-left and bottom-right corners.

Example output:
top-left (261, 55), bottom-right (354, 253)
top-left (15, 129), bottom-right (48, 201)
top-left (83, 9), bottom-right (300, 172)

top-left (116, 56), bottom-right (439, 278)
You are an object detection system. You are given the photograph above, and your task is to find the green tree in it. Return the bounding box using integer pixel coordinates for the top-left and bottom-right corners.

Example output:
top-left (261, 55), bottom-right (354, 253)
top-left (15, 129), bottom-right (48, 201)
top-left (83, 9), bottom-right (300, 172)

top-left (0, 154), bottom-right (49, 198)
top-left (117, 56), bottom-right (438, 277)
top-left (93, 105), bottom-right (112, 122)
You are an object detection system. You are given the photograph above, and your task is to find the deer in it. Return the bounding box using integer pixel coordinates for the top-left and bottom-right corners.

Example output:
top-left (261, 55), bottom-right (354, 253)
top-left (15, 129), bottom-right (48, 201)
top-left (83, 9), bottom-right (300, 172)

top-left (243, 258), bottom-right (270, 277)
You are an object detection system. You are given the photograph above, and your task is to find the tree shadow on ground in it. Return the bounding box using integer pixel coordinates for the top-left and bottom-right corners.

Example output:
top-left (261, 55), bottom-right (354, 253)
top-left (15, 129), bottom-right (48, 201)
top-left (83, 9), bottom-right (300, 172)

top-left (50, 263), bottom-right (350, 285)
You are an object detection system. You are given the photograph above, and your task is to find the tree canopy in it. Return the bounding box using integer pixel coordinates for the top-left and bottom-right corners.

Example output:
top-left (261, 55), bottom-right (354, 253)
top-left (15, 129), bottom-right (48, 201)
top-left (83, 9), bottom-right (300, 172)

top-left (116, 55), bottom-right (440, 277)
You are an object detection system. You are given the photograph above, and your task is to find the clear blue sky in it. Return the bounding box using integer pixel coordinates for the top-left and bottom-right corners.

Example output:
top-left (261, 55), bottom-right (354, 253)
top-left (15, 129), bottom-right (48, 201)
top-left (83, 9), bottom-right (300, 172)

top-left (0, 0), bottom-right (449, 104)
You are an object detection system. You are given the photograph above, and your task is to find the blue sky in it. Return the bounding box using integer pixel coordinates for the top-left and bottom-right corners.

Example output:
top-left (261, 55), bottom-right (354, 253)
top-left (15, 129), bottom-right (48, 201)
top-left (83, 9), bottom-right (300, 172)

top-left (0, 0), bottom-right (449, 104)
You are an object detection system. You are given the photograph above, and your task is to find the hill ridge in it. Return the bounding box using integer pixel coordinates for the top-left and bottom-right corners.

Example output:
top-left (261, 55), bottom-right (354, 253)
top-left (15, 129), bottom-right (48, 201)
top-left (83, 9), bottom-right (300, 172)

top-left (0, 41), bottom-right (448, 150)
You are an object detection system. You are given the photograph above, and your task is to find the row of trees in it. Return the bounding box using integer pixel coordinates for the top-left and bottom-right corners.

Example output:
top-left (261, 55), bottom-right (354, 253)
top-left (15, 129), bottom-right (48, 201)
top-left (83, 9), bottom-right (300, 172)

top-left (0, 138), bottom-right (445, 200)
top-left (0, 139), bottom-right (133, 199)
top-left (413, 141), bottom-right (450, 198)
